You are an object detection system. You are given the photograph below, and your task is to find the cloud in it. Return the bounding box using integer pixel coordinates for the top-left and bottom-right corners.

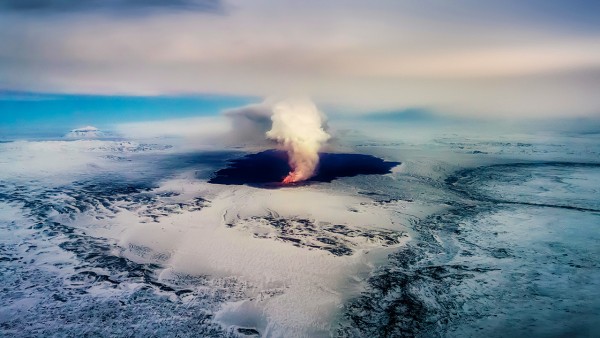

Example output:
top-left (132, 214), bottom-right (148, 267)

top-left (115, 116), bottom-right (228, 140)
top-left (0, 0), bottom-right (223, 13)
top-left (1, 0), bottom-right (599, 118)
top-left (222, 102), bottom-right (273, 146)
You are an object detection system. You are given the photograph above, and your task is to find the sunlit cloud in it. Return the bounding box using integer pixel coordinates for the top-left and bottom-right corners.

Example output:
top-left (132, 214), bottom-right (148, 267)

top-left (1, 0), bottom-right (599, 118)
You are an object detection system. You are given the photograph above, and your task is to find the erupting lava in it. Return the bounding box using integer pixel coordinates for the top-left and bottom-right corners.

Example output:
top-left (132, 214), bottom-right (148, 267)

top-left (282, 175), bottom-right (296, 184)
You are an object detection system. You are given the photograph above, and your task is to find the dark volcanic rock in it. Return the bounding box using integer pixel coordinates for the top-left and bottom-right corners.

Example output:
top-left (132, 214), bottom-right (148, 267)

top-left (208, 150), bottom-right (400, 186)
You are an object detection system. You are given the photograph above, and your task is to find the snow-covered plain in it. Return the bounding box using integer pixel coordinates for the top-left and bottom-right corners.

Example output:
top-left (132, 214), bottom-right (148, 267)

top-left (0, 128), bottom-right (599, 337)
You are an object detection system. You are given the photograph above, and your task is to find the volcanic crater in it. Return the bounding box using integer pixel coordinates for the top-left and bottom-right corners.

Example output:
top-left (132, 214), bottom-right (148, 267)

top-left (209, 149), bottom-right (400, 186)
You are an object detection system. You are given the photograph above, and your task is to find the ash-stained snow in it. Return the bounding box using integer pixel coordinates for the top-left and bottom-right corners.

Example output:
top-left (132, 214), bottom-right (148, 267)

top-left (1, 131), bottom-right (599, 337)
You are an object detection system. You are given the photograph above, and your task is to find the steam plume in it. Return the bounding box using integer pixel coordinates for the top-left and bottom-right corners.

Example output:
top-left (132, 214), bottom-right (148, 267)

top-left (266, 98), bottom-right (330, 183)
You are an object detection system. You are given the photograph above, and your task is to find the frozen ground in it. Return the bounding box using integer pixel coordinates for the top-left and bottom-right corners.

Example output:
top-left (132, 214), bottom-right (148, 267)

top-left (0, 130), bottom-right (599, 337)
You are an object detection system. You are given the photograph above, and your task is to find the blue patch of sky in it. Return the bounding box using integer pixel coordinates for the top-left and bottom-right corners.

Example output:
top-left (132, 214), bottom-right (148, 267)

top-left (0, 91), bottom-right (257, 139)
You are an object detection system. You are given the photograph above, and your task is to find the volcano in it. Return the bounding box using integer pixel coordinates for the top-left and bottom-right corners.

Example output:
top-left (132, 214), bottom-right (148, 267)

top-left (208, 149), bottom-right (400, 186)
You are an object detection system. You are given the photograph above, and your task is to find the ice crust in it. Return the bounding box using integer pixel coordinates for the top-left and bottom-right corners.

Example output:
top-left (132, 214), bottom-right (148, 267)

top-left (1, 131), bottom-right (599, 337)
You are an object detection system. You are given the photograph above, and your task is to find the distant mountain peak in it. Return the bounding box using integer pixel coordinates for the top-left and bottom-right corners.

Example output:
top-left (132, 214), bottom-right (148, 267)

top-left (65, 126), bottom-right (105, 138)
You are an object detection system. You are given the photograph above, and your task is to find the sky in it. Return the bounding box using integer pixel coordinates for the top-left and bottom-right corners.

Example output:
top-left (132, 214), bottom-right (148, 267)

top-left (0, 91), bottom-right (251, 126)
top-left (1, 0), bottom-right (599, 122)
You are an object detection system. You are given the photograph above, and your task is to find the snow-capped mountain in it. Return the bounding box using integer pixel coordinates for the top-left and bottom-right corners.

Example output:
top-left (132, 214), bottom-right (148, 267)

top-left (65, 126), bottom-right (105, 139)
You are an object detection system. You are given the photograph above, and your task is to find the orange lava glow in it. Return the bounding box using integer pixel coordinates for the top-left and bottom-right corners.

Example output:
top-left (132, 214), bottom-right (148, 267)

top-left (282, 172), bottom-right (298, 184)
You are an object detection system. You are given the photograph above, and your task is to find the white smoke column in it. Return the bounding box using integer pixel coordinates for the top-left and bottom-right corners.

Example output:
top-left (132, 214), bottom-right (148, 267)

top-left (266, 98), bottom-right (330, 183)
